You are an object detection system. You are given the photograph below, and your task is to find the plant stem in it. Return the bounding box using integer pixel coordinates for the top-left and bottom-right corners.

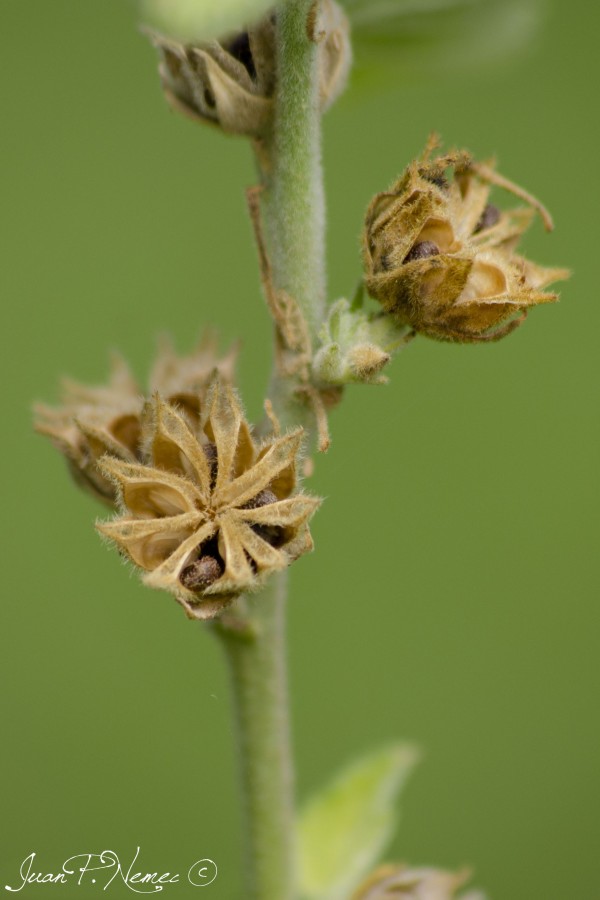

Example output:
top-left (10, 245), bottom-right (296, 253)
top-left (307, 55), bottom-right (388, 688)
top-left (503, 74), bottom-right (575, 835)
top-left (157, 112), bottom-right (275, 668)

top-left (216, 4), bottom-right (326, 898)
top-left (219, 572), bottom-right (295, 900)
top-left (263, 0), bottom-right (327, 346)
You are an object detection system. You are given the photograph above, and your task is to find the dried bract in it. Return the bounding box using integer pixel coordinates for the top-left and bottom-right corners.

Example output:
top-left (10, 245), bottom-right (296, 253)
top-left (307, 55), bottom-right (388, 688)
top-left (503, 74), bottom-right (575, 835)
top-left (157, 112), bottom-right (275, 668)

top-left (352, 864), bottom-right (484, 900)
top-left (147, 0), bottom-right (351, 137)
top-left (96, 376), bottom-right (320, 620)
top-left (34, 332), bottom-right (238, 505)
top-left (363, 140), bottom-right (569, 342)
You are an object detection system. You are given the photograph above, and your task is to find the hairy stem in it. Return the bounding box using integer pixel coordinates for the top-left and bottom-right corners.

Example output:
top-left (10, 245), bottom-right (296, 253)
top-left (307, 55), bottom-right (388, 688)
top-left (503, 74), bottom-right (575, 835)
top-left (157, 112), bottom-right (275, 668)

top-left (217, 4), bottom-right (327, 898)
top-left (219, 573), bottom-right (295, 900)
top-left (263, 0), bottom-right (327, 347)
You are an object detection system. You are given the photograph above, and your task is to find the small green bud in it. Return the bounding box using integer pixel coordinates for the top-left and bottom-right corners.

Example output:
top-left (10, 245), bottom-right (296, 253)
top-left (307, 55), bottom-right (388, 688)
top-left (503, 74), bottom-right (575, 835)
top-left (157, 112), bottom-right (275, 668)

top-left (312, 299), bottom-right (410, 386)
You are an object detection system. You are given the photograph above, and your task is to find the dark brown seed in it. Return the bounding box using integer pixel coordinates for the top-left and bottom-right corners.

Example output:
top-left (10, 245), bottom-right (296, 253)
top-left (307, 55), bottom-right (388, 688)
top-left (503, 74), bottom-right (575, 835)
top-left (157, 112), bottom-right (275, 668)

top-left (474, 203), bottom-right (501, 234)
top-left (242, 489), bottom-right (278, 510)
top-left (203, 442), bottom-right (218, 487)
top-left (404, 241), bottom-right (440, 263)
top-left (241, 490), bottom-right (283, 546)
top-left (180, 555), bottom-right (223, 592)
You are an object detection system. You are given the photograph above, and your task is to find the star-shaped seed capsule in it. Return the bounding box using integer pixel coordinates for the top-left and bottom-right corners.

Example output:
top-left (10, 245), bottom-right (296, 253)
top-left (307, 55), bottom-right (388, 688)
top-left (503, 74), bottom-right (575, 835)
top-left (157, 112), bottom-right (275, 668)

top-left (363, 139), bottom-right (569, 343)
top-left (97, 377), bottom-right (321, 620)
top-left (34, 331), bottom-right (238, 505)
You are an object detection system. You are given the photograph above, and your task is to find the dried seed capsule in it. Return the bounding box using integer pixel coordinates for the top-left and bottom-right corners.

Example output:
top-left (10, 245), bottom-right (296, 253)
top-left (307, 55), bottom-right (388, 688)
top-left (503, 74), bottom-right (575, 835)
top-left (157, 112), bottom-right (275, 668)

top-left (146, 0), bottom-right (351, 137)
top-left (362, 139), bottom-right (569, 343)
top-left (180, 555), bottom-right (223, 592)
top-left (33, 331), bottom-right (238, 506)
top-left (97, 378), bottom-right (321, 620)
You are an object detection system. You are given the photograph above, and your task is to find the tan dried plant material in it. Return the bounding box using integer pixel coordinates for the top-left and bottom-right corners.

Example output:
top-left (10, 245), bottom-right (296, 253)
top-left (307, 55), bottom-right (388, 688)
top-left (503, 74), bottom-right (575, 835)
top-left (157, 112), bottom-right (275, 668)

top-left (96, 376), bottom-right (321, 620)
top-left (146, 0), bottom-right (351, 137)
top-left (34, 331), bottom-right (238, 506)
top-left (363, 138), bottom-right (569, 343)
top-left (352, 864), bottom-right (484, 900)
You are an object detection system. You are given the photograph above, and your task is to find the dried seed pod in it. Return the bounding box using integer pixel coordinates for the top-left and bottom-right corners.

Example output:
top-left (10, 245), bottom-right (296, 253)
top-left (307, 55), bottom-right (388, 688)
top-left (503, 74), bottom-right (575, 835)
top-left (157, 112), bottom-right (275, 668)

top-left (34, 331), bottom-right (238, 505)
top-left (352, 864), bottom-right (482, 900)
top-left (146, 0), bottom-right (351, 137)
top-left (363, 139), bottom-right (569, 343)
top-left (96, 376), bottom-right (321, 620)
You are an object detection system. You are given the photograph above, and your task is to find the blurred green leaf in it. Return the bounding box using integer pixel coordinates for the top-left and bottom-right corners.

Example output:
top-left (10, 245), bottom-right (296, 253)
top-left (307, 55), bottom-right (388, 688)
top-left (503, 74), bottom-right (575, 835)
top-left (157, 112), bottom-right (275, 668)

top-left (298, 743), bottom-right (419, 900)
top-left (139, 0), bottom-right (273, 42)
top-left (342, 0), bottom-right (544, 87)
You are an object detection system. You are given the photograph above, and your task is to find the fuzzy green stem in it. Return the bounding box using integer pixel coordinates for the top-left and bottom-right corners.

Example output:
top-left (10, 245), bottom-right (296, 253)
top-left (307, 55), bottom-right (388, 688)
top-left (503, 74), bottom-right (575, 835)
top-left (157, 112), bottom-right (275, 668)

top-left (264, 0), bottom-right (327, 345)
top-left (219, 572), bottom-right (295, 900)
top-left (217, 4), bottom-right (326, 898)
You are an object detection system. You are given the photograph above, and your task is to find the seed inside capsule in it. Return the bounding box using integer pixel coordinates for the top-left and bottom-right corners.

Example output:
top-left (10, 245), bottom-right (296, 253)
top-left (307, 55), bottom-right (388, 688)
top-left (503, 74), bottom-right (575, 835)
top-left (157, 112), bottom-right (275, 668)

top-left (203, 442), bottom-right (218, 488)
top-left (474, 203), bottom-right (501, 234)
top-left (242, 489), bottom-right (278, 510)
top-left (404, 241), bottom-right (440, 263)
top-left (241, 489), bottom-right (283, 547)
top-left (180, 555), bottom-right (223, 592)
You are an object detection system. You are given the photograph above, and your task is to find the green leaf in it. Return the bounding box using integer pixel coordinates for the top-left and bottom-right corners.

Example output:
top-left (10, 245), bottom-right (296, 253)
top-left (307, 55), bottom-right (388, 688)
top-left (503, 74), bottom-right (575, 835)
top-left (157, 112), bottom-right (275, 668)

top-left (298, 743), bottom-right (419, 900)
top-left (342, 0), bottom-right (544, 86)
top-left (139, 0), bottom-right (274, 42)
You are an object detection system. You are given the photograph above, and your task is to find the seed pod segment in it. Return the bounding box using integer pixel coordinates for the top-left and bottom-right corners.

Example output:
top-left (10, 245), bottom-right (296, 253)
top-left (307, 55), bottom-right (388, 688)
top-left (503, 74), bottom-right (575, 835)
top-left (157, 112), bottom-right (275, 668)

top-left (97, 377), bottom-right (321, 620)
top-left (363, 141), bottom-right (569, 343)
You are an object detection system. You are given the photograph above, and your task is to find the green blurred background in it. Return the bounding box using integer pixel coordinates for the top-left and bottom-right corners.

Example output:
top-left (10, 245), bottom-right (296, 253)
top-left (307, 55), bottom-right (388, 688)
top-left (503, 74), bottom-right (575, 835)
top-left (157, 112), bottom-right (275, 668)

top-left (1, 1), bottom-right (598, 897)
